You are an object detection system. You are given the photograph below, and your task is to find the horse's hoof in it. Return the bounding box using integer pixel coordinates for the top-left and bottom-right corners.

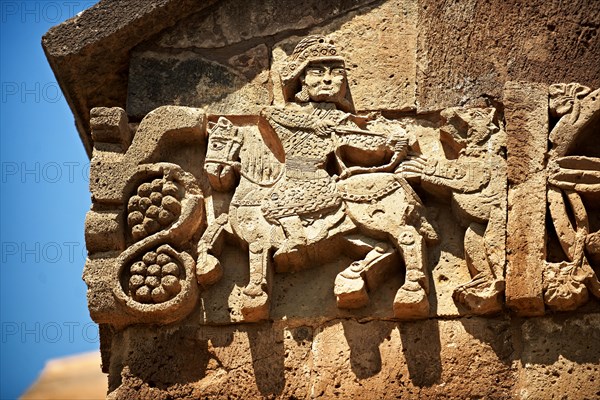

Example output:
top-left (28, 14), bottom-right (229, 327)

top-left (335, 271), bottom-right (369, 309)
top-left (196, 254), bottom-right (222, 286)
top-left (243, 283), bottom-right (265, 297)
top-left (393, 285), bottom-right (429, 319)
top-left (241, 292), bottom-right (270, 322)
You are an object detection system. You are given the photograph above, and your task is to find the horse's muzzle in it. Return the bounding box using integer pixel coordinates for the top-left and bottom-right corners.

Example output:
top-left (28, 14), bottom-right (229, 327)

top-left (204, 161), bottom-right (236, 192)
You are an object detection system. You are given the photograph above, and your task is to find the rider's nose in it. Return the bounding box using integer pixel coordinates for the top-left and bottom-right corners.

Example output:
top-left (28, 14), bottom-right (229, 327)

top-left (323, 71), bottom-right (332, 84)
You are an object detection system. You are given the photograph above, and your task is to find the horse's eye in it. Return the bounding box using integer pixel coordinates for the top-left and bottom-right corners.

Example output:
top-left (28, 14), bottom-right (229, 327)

top-left (211, 141), bottom-right (225, 150)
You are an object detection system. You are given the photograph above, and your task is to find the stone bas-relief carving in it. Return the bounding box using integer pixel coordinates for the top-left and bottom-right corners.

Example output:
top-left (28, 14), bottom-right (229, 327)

top-left (400, 107), bottom-right (507, 314)
top-left (543, 83), bottom-right (600, 311)
top-left (80, 33), bottom-right (600, 400)
top-left (198, 36), bottom-right (438, 321)
top-left (38, 0), bottom-right (600, 396)
top-left (85, 35), bottom-right (518, 329)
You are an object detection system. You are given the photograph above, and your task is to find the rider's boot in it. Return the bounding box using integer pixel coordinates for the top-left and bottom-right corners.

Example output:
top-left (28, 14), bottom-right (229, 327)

top-left (334, 260), bottom-right (369, 308)
top-left (335, 243), bottom-right (394, 309)
top-left (273, 215), bottom-right (307, 266)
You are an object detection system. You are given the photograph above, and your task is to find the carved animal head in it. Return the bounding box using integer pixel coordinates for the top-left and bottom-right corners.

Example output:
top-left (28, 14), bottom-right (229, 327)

top-left (439, 107), bottom-right (500, 152)
top-left (204, 117), bottom-right (243, 192)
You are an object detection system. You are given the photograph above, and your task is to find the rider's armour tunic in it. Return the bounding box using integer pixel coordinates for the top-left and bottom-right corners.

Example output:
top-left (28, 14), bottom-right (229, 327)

top-left (261, 103), bottom-right (353, 222)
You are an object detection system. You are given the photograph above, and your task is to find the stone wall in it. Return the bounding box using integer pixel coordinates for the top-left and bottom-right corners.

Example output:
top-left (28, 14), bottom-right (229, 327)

top-left (43, 1), bottom-right (600, 399)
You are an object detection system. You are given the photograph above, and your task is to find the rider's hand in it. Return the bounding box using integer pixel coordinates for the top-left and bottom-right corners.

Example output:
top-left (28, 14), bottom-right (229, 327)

top-left (396, 153), bottom-right (431, 181)
top-left (386, 133), bottom-right (409, 159)
top-left (315, 119), bottom-right (337, 135)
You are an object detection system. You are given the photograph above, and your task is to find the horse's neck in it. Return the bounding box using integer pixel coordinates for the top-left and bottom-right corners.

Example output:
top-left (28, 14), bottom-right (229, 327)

top-left (237, 134), bottom-right (284, 187)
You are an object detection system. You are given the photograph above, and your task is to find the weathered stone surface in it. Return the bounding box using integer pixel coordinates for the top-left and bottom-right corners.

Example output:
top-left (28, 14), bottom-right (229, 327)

top-left (84, 210), bottom-right (125, 253)
top-left (103, 315), bottom-right (600, 399)
top-left (127, 47), bottom-right (272, 118)
top-left (504, 81), bottom-right (548, 316)
top-left (417, 0), bottom-right (600, 111)
top-left (90, 107), bottom-right (131, 148)
top-left (43, 1), bottom-right (600, 399)
top-left (271, 0), bottom-right (417, 111)
top-left (42, 0), bottom-right (219, 155)
top-left (155, 0), bottom-right (378, 49)
top-left (515, 313), bottom-right (600, 400)
top-left (89, 106), bottom-right (205, 204)
top-left (45, 0), bottom-right (600, 154)
top-left (22, 315), bottom-right (600, 400)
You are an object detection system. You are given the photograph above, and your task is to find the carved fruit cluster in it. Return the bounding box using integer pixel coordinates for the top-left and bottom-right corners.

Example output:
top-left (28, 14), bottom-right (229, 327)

top-left (128, 249), bottom-right (182, 304)
top-left (127, 178), bottom-right (183, 241)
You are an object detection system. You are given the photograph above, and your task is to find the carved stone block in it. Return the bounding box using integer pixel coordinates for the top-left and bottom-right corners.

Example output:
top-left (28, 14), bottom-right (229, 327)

top-left (42, 1), bottom-right (600, 397)
top-left (504, 81), bottom-right (548, 316)
top-left (84, 210), bottom-right (125, 253)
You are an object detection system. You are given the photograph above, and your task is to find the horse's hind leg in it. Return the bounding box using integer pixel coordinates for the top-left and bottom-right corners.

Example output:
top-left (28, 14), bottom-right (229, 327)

top-left (392, 226), bottom-right (430, 319)
top-left (241, 241), bottom-right (272, 322)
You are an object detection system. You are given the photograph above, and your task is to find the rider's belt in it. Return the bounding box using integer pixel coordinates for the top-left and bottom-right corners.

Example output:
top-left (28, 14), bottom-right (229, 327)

top-left (285, 157), bottom-right (327, 180)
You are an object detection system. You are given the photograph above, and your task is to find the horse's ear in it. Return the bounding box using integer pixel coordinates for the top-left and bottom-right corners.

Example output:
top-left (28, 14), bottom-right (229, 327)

top-left (217, 116), bottom-right (233, 127)
top-left (208, 121), bottom-right (216, 130)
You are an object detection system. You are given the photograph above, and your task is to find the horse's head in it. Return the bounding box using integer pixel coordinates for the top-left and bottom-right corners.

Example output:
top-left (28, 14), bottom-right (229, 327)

top-left (205, 117), bottom-right (243, 192)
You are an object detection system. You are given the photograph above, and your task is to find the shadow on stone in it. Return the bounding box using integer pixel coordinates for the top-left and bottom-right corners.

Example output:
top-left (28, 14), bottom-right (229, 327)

top-left (247, 323), bottom-right (286, 397)
top-left (399, 319), bottom-right (442, 387)
top-left (108, 324), bottom-right (210, 393)
top-left (459, 316), bottom-right (514, 366)
top-left (342, 319), bottom-right (395, 379)
top-left (519, 312), bottom-right (600, 365)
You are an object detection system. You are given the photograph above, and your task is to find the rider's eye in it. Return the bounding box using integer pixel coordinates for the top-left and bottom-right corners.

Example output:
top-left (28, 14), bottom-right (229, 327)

top-left (332, 68), bottom-right (345, 75)
top-left (307, 68), bottom-right (324, 76)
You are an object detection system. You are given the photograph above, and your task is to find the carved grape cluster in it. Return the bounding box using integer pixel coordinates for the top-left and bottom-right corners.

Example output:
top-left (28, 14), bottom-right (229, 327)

top-left (127, 178), bottom-right (183, 241)
top-left (128, 248), bottom-right (182, 304)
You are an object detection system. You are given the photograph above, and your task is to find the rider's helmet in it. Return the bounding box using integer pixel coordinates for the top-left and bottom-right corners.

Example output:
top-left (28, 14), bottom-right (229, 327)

top-left (280, 35), bottom-right (353, 111)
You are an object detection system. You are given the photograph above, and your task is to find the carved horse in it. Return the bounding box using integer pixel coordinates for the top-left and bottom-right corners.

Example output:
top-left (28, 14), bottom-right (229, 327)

top-left (197, 117), bottom-right (437, 321)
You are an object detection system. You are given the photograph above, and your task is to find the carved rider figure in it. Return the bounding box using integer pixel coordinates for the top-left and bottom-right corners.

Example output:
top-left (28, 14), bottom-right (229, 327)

top-left (199, 34), bottom-right (436, 320)
top-left (261, 35), bottom-right (395, 256)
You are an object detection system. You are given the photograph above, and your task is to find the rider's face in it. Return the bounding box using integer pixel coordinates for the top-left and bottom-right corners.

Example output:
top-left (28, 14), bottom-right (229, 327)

top-left (302, 61), bottom-right (347, 103)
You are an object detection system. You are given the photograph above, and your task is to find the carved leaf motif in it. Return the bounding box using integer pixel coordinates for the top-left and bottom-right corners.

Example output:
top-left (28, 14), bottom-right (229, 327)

top-left (549, 82), bottom-right (591, 121)
top-left (543, 260), bottom-right (590, 311)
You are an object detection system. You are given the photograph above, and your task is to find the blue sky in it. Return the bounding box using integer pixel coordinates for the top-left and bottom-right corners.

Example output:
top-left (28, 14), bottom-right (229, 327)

top-left (1, 1), bottom-right (99, 398)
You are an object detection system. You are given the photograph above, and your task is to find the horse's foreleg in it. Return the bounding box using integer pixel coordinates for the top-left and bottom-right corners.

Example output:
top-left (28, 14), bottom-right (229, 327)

top-left (196, 214), bottom-right (229, 286)
top-left (392, 226), bottom-right (430, 319)
top-left (244, 242), bottom-right (270, 296)
top-left (241, 241), bottom-right (272, 322)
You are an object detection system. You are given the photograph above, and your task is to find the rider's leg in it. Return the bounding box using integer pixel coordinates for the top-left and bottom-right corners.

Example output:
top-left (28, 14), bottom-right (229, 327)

top-left (335, 242), bottom-right (394, 309)
top-left (277, 215), bottom-right (307, 251)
